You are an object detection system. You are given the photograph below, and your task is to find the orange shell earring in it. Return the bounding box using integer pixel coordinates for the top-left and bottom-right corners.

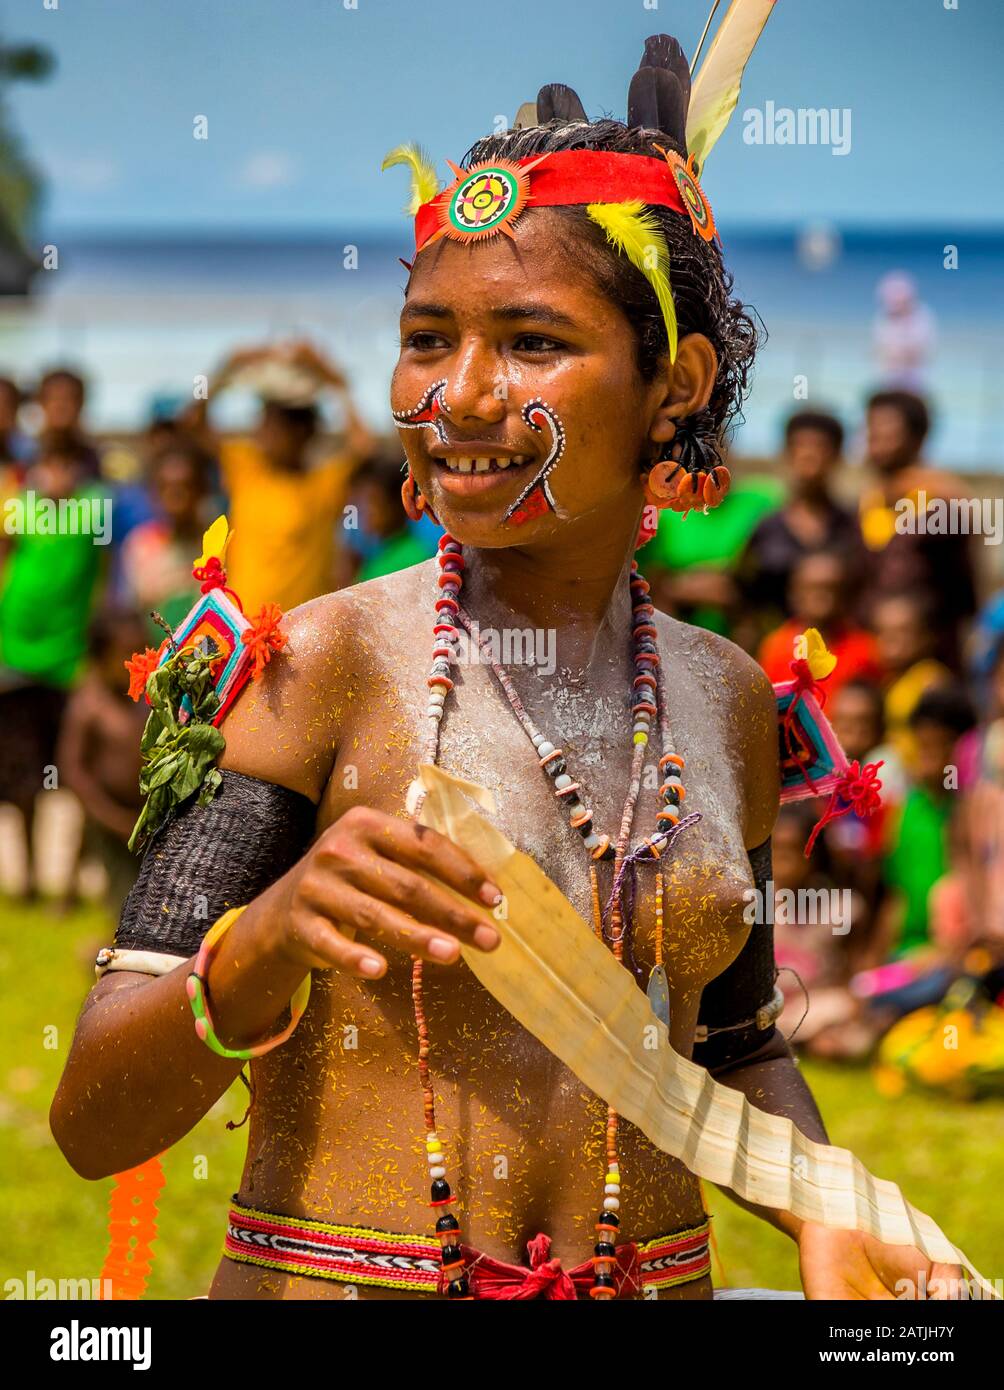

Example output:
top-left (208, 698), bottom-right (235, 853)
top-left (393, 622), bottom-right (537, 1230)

top-left (702, 466), bottom-right (731, 509)
top-left (644, 460), bottom-right (682, 505)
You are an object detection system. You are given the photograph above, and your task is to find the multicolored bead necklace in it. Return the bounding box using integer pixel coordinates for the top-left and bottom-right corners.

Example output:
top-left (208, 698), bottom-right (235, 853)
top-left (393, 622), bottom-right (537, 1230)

top-left (411, 531), bottom-right (693, 1299)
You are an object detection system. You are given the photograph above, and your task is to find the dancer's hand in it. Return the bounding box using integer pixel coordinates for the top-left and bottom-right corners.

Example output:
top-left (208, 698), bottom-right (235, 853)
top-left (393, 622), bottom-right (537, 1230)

top-left (797, 1222), bottom-right (965, 1300)
top-left (262, 805), bottom-right (503, 979)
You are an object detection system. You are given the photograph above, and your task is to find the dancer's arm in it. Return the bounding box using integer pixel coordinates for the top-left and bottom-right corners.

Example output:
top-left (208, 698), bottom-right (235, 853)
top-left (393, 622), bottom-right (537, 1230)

top-left (50, 603), bottom-right (501, 1180)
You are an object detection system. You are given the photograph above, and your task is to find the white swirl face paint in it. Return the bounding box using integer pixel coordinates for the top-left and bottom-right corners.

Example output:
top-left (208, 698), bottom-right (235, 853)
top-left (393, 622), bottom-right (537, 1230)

top-left (391, 379), bottom-right (451, 444)
top-left (393, 381), bottom-right (567, 528)
top-left (502, 398), bottom-right (566, 527)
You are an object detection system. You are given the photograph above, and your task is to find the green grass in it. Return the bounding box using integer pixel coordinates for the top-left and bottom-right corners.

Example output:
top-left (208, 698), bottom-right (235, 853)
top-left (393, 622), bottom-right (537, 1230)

top-left (2, 901), bottom-right (1002, 1298)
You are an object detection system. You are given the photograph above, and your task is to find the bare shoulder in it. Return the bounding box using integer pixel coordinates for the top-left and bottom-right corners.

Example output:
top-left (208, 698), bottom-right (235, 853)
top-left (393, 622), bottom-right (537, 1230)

top-left (219, 561), bottom-right (435, 800)
top-left (654, 610), bottom-right (779, 847)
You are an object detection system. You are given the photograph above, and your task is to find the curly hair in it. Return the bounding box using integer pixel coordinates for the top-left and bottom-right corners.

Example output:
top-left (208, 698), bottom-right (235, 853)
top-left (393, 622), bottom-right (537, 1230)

top-left (461, 119), bottom-right (763, 469)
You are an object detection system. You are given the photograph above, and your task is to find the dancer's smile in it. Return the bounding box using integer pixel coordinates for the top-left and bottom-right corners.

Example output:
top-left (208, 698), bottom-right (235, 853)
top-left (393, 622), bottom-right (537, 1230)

top-left (428, 442), bottom-right (534, 494)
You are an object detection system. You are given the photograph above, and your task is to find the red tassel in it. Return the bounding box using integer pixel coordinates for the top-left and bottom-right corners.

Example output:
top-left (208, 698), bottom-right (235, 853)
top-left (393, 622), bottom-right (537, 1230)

top-left (805, 759), bottom-right (885, 857)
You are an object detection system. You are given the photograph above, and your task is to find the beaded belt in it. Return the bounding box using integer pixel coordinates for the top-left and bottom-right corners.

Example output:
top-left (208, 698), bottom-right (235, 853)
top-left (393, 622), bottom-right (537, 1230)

top-left (224, 1200), bottom-right (710, 1298)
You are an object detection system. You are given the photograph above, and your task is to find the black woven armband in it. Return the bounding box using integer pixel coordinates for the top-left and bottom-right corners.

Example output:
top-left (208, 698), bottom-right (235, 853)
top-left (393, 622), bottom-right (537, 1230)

top-left (115, 770), bottom-right (317, 957)
top-left (692, 837), bottom-right (780, 1073)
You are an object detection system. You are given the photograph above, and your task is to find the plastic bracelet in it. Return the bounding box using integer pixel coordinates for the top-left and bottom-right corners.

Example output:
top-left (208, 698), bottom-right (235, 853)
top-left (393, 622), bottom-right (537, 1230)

top-left (186, 906), bottom-right (311, 1060)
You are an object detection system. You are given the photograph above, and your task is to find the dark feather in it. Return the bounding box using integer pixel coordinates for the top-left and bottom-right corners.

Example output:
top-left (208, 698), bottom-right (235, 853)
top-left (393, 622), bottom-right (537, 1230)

top-left (627, 66), bottom-right (688, 148)
top-left (640, 33), bottom-right (692, 108)
top-left (536, 82), bottom-right (587, 125)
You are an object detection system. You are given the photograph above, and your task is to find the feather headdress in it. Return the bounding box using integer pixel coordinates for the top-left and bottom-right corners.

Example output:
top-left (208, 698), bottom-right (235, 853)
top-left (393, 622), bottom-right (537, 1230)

top-left (384, 10), bottom-right (777, 363)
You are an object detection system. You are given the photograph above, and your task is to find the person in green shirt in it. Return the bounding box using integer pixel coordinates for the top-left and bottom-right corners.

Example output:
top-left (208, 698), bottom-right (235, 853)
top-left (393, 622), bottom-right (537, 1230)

top-left (0, 432), bottom-right (106, 896)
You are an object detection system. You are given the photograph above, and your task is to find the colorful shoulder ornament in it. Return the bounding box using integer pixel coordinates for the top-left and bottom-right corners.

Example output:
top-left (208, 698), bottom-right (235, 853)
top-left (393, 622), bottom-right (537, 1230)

top-left (774, 626), bottom-right (884, 855)
top-left (124, 515), bottom-right (287, 854)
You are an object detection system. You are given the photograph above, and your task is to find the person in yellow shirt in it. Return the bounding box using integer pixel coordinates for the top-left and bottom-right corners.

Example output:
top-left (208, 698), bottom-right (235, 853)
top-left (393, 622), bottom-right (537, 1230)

top-left (186, 342), bottom-right (375, 613)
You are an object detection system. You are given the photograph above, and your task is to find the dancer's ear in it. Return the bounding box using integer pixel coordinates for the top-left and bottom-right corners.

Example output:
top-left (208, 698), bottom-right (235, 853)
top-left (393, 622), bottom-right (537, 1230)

top-left (648, 333), bottom-right (718, 450)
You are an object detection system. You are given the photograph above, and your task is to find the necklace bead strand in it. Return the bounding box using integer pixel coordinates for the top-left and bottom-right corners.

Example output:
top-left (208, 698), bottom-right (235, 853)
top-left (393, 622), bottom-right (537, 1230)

top-left (411, 536), bottom-right (691, 1300)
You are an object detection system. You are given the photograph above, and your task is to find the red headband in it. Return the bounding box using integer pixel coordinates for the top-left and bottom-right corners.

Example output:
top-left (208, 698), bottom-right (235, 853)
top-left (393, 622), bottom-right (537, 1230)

top-left (413, 148), bottom-right (715, 253)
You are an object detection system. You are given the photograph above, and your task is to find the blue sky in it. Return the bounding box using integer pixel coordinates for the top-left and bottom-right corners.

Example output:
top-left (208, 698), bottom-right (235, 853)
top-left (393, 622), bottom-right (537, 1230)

top-left (5, 0), bottom-right (1003, 233)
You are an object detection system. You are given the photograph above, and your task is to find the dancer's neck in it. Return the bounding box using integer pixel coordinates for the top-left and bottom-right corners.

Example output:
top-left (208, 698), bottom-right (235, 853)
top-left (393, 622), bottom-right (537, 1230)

top-left (459, 523), bottom-right (638, 678)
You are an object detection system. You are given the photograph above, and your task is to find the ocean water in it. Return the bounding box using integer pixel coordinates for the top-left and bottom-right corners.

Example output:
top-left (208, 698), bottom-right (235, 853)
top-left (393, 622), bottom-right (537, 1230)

top-left (1, 227), bottom-right (1001, 468)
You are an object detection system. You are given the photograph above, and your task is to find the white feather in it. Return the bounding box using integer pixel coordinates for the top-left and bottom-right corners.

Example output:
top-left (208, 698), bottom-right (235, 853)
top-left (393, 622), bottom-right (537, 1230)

top-left (686, 0), bottom-right (777, 171)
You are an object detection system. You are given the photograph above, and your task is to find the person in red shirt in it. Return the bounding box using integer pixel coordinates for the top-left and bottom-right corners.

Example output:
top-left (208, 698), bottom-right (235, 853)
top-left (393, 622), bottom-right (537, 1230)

top-left (757, 549), bottom-right (881, 698)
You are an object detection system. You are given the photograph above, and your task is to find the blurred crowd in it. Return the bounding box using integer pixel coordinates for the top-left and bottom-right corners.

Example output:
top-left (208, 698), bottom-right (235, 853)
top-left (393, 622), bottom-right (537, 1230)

top-left (2, 342), bottom-right (1003, 1083)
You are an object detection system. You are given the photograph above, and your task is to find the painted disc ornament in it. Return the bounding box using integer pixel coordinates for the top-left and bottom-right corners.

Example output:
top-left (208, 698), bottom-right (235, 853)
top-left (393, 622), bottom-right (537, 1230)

top-left (655, 146), bottom-right (717, 243)
top-left (435, 156), bottom-right (546, 243)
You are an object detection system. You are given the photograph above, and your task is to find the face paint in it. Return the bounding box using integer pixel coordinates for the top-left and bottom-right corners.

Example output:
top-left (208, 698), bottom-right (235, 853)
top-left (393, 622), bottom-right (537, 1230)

top-left (503, 398), bottom-right (567, 527)
top-left (394, 382), bottom-right (566, 531)
top-left (392, 379), bottom-right (452, 444)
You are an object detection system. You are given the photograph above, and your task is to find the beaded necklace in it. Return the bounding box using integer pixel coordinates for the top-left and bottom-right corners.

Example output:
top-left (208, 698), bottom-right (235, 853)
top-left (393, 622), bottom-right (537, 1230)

top-left (411, 531), bottom-right (693, 1300)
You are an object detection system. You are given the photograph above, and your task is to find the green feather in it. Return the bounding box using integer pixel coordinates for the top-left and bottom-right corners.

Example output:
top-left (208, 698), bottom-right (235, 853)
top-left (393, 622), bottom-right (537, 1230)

top-left (381, 144), bottom-right (442, 216)
top-left (586, 200), bottom-right (679, 363)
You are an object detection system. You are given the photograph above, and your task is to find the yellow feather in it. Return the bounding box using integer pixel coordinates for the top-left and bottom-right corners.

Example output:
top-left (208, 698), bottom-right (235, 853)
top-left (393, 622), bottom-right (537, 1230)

top-left (195, 514), bottom-right (230, 569)
top-left (381, 144), bottom-right (442, 216)
top-left (801, 627), bottom-right (838, 680)
top-left (586, 201), bottom-right (678, 363)
top-left (687, 0), bottom-right (776, 171)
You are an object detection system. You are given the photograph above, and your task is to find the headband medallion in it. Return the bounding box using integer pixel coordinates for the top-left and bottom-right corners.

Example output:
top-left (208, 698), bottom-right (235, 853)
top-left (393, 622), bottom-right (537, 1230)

top-left (654, 146), bottom-right (717, 243)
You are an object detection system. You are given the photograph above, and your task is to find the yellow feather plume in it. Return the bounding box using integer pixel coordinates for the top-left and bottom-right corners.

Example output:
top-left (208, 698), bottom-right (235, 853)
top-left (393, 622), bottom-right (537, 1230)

top-left (381, 144), bottom-right (442, 216)
top-left (586, 201), bottom-right (678, 363)
top-left (194, 514), bottom-right (230, 570)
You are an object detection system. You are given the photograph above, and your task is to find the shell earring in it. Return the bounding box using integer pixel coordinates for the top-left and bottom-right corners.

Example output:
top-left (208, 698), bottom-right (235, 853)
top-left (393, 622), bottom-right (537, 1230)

top-left (643, 420), bottom-right (731, 517)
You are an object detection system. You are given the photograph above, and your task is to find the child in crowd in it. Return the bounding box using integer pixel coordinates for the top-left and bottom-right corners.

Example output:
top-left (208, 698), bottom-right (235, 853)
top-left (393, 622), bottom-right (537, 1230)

top-left (56, 609), bottom-right (148, 918)
top-left (770, 805), bottom-right (866, 1055)
top-left (756, 549), bottom-right (881, 698)
top-left (826, 679), bottom-right (892, 930)
top-left (120, 442), bottom-right (211, 637)
top-left (872, 589), bottom-right (952, 770)
top-left (877, 685), bottom-right (975, 962)
top-left (739, 409), bottom-right (862, 634)
top-left (344, 449), bottom-right (438, 584)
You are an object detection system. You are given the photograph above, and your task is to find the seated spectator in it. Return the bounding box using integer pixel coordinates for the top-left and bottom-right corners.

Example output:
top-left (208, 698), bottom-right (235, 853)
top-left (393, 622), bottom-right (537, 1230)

top-left (826, 679), bottom-right (890, 922)
top-left (738, 409), bottom-right (863, 639)
top-left (771, 805), bottom-right (865, 1053)
top-left (878, 685), bottom-right (976, 961)
top-left (873, 590), bottom-right (952, 769)
top-left (756, 550), bottom-right (881, 698)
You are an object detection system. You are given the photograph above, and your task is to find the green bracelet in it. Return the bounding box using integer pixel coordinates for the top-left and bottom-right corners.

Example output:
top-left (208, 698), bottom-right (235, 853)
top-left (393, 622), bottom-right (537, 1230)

top-left (186, 906), bottom-right (311, 1060)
